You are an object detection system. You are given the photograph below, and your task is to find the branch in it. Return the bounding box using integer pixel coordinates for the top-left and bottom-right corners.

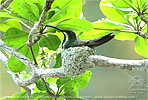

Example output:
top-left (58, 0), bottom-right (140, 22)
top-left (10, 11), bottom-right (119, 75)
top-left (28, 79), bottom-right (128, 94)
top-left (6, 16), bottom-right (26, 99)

top-left (26, 0), bottom-right (56, 97)
top-left (89, 55), bottom-right (148, 71)
top-left (1, 41), bottom-right (148, 87)
top-left (0, 0), bottom-right (13, 11)
top-left (2, 47), bottom-right (147, 87)
top-left (0, 49), bottom-right (31, 98)
top-left (26, 0), bottom-right (54, 46)
top-left (12, 73), bottom-right (32, 98)
top-left (138, 13), bottom-right (148, 24)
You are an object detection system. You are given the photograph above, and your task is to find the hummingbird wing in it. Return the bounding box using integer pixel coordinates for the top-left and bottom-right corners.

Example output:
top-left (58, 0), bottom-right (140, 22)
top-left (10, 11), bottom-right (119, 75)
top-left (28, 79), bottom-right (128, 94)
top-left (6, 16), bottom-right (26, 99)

top-left (78, 32), bottom-right (114, 47)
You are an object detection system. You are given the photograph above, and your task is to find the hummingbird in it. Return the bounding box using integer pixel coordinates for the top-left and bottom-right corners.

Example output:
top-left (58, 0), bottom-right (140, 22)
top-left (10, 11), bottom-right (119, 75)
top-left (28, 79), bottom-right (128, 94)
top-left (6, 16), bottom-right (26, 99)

top-left (44, 25), bottom-right (114, 49)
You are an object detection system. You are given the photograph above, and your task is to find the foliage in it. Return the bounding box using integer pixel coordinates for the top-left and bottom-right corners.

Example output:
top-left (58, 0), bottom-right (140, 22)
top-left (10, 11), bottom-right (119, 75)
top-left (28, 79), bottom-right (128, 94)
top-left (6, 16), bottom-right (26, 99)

top-left (0, 0), bottom-right (148, 99)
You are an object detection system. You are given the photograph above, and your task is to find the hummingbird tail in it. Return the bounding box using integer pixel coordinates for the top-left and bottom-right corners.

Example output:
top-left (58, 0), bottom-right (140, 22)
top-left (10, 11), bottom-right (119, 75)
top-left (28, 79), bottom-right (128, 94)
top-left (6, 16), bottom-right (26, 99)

top-left (85, 32), bottom-right (115, 47)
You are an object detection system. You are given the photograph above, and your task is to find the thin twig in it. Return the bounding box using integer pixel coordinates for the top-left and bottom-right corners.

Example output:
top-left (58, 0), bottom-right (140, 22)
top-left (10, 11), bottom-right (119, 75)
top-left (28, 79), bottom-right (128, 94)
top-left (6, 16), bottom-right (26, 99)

top-left (28, 45), bottom-right (56, 97)
top-left (94, 28), bottom-right (138, 33)
top-left (41, 78), bottom-right (57, 98)
top-left (0, 0), bottom-right (13, 11)
top-left (28, 46), bottom-right (38, 65)
top-left (94, 28), bottom-right (146, 38)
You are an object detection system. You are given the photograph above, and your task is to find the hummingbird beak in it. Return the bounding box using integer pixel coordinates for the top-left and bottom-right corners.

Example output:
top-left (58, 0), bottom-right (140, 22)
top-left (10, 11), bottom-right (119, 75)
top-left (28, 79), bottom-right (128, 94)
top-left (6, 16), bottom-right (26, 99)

top-left (44, 25), bottom-right (64, 33)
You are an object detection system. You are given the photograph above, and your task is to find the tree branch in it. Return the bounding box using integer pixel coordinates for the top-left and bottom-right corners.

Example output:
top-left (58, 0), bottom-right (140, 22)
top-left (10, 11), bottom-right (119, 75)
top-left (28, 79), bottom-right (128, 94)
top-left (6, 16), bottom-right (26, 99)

top-left (1, 45), bottom-right (148, 87)
top-left (89, 55), bottom-right (148, 71)
top-left (0, 50), bottom-right (31, 98)
top-left (0, 0), bottom-right (13, 11)
top-left (26, 0), bottom-right (54, 46)
top-left (26, 0), bottom-right (56, 98)
top-left (138, 13), bottom-right (148, 24)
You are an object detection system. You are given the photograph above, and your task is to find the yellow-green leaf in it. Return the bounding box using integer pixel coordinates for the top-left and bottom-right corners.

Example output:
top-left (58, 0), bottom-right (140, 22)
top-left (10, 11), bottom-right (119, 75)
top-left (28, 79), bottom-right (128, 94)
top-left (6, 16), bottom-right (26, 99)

top-left (0, 19), bottom-right (22, 32)
top-left (135, 36), bottom-right (148, 58)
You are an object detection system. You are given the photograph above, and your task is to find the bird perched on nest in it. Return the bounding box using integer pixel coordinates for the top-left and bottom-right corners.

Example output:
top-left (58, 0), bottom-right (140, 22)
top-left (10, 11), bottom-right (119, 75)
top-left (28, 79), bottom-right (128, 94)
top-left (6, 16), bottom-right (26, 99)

top-left (44, 25), bottom-right (114, 49)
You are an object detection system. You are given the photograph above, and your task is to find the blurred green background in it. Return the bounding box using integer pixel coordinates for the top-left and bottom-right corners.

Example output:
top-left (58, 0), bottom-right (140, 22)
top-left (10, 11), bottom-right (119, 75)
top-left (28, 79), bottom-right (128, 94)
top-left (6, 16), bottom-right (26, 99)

top-left (0, 0), bottom-right (147, 99)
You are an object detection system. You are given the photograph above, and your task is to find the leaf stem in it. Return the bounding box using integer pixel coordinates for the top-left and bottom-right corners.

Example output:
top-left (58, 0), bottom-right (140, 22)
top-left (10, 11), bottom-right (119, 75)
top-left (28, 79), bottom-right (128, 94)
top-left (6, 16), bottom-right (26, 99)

top-left (94, 28), bottom-right (137, 33)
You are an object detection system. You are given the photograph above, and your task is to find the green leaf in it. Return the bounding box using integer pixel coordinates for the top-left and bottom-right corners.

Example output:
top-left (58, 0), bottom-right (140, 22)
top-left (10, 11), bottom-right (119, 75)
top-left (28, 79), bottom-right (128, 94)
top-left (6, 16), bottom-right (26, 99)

top-left (21, 1), bottom-right (39, 21)
top-left (53, 53), bottom-right (62, 68)
top-left (47, 10), bottom-right (56, 20)
top-left (0, 12), bottom-right (16, 18)
top-left (64, 90), bottom-right (77, 98)
top-left (57, 18), bottom-right (93, 32)
top-left (79, 19), bottom-right (136, 40)
top-left (8, 44), bottom-right (39, 73)
top-left (60, 71), bottom-right (92, 94)
top-left (115, 32), bottom-right (137, 40)
top-left (35, 80), bottom-right (45, 91)
top-left (49, 5), bottom-right (73, 22)
top-left (51, 0), bottom-right (81, 9)
top-left (33, 3), bottom-right (43, 15)
top-left (0, 12), bottom-right (27, 22)
top-left (74, 71), bottom-right (92, 89)
top-left (10, 0), bottom-right (39, 21)
top-left (78, 20), bottom-right (119, 40)
top-left (8, 56), bottom-right (26, 73)
top-left (0, 19), bottom-right (22, 32)
top-left (0, 92), bottom-right (28, 100)
top-left (134, 36), bottom-right (148, 58)
top-left (51, 0), bottom-right (82, 18)
top-left (25, 0), bottom-right (45, 5)
top-left (2, 28), bottom-right (28, 48)
top-left (31, 93), bottom-right (52, 100)
top-left (39, 34), bottom-right (61, 51)
top-left (56, 76), bottom-right (72, 89)
top-left (100, 0), bottom-right (136, 23)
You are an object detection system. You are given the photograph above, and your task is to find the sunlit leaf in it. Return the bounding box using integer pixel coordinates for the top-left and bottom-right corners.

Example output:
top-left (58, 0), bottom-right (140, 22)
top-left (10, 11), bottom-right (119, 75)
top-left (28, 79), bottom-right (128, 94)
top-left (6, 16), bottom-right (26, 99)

top-left (100, 0), bottom-right (131, 23)
top-left (57, 18), bottom-right (93, 32)
top-left (115, 32), bottom-right (137, 40)
top-left (2, 28), bottom-right (28, 48)
top-left (0, 19), bottom-right (21, 32)
top-left (135, 36), bottom-right (148, 58)
top-left (0, 12), bottom-right (26, 22)
top-left (79, 19), bottom-right (135, 40)
top-left (8, 44), bottom-right (39, 73)
top-left (49, 5), bottom-right (73, 22)
top-left (10, 0), bottom-right (40, 21)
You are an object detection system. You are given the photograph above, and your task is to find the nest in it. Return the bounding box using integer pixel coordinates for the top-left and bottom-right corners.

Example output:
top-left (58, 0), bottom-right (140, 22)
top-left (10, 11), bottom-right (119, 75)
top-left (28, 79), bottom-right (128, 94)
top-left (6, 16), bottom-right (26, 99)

top-left (62, 46), bottom-right (95, 76)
